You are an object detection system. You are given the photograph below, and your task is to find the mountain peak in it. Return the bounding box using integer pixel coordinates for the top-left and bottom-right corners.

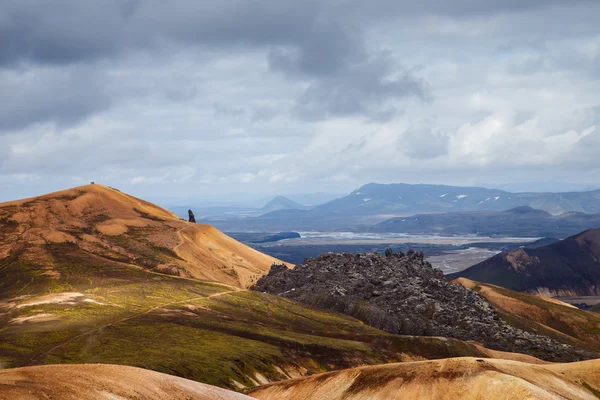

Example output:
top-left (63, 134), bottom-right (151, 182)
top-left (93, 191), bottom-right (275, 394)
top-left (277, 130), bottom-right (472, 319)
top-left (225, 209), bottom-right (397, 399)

top-left (450, 228), bottom-right (600, 296)
top-left (260, 196), bottom-right (306, 213)
top-left (506, 206), bottom-right (550, 216)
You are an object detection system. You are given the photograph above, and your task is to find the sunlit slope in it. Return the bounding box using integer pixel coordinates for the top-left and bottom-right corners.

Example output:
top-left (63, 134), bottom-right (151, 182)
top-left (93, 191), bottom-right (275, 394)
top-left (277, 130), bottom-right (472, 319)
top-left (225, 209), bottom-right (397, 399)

top-left (0, 364), bottom-right (254, 400)
top-left (0, 184), bottom-right (287, 288)
top-left (456, 278), bottom-right (600, 353)
top-left (250, 357), bottom-right (600, 400)
top-left (0, 280), bottom-right (518, 390)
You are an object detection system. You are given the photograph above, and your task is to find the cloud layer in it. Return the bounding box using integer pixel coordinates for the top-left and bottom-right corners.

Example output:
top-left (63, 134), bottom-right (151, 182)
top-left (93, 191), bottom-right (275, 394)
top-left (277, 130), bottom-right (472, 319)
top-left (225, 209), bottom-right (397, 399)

top-left (1, 0), bottom-right (599, 203)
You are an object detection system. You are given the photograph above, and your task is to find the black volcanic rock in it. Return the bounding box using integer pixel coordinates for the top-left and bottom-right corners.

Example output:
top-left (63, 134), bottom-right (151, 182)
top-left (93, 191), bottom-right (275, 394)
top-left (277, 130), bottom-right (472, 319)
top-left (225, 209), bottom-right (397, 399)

top-left (449, 229), bottom-right (600, 296)
top-left (254, 250), bottom-right (594, 362)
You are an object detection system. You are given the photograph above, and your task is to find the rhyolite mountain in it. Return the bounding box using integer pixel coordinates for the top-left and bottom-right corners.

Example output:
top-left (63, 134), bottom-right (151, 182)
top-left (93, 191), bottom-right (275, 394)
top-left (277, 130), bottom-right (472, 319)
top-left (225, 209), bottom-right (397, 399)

top-left (208, 183), bottom-right (600, 231)
top-left (369, 206), bottom-right (600, 237)
top-left (250, 358), bottom-right (600, 400)
top-left (0, 364), bottom-right (255, 400)
top-left (456, 278), bottom-right (600, 353)
top-left (449, 229), bottom-right (600, 296)
top-left (253, 250), bottom-right (596, 361)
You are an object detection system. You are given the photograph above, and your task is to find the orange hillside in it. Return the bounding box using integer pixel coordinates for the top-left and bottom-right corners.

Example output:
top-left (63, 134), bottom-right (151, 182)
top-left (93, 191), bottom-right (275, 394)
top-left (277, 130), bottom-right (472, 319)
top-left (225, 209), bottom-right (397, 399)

top-left (0, 184), bottom-right (290, 288)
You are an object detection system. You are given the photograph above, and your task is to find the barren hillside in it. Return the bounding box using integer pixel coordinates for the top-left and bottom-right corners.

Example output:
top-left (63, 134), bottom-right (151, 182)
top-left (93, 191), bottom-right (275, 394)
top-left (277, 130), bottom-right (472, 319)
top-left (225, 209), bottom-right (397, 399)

top-left (0, 184), bottom-right (287, 288)
top-left (0, 364), bottom-right (253, 400)
top-left (250, 357), bottom-right (600, 400)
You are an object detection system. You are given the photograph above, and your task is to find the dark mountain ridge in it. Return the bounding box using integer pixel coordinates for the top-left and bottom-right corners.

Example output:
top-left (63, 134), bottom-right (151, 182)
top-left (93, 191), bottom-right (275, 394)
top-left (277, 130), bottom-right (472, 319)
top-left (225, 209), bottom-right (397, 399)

top-left (449, 229), bottom-right (600, 296)
top-left (370, 206), bottom-right (600, 237)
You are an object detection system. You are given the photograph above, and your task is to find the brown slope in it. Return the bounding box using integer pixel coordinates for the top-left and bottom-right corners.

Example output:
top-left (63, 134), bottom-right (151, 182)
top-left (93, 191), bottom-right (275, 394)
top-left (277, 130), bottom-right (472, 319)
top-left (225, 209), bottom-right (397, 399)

top-left (249, 357), bottom-right (600, 400)
top-left (448, 229), bottom-right (600, 296)
top-left (0, 364), bottom-right (253, 400)
top-left (0, 184), bottom-right (288, 288)
top-left (456, 278), bottom-right (600, 353)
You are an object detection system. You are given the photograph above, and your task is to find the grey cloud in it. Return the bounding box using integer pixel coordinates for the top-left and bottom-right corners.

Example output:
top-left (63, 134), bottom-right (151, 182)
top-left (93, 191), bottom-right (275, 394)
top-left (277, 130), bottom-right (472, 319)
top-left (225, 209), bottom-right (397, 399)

top-left (403, 126), bottom-right (449, 160)
top-left (267, 19), bottom-right (428, 120)
top-left (213, 102), bottom-right (245, 119)
top-left (0, 66), bottom-right (110, 132)
top-left (251, 105), bottom-right (280, 122)
top-left (267, 20), bottom-right (363, 78)
top-left (2, 133), bottom-right (190, 176)
top-left (2, 0), bottom-right (598, 68)
top-left (0, 0), bottom-right (319, 66)
top-left (2, 0), bottom-right (429, 123)
top-left (291, 55), bottom-right (429, 121)
top-left (0, 2), bottom-right (127, 66)
top-left (336, 0), bottom-right (599, 20)
top-left (164, 84), bottom-right (198, 103)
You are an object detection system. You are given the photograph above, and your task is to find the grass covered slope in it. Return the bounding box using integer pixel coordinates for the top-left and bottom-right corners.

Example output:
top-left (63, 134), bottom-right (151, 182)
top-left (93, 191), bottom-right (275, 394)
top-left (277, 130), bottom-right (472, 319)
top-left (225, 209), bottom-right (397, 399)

top-left (456, 278), bottom-right (600, 354)
top-left (0, 264), bottom-right (513, 390)
top-left (249, 357), bottom-right (600, 400)
top-left (0, 278), bottom-right (506, 390)
top-left (0, 364), bottom-right (254, 400)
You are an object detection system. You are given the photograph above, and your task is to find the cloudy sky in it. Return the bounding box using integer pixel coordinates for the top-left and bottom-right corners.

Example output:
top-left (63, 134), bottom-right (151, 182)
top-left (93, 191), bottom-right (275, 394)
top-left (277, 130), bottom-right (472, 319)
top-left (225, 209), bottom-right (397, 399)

top-left (1, 0), bottom-right (599, 205)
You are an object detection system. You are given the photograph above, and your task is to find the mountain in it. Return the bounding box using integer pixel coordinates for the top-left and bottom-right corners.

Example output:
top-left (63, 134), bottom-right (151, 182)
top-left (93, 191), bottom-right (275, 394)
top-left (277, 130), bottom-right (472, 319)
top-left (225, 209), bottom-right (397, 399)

top-left (1, 185), bottom-right (532, 391)
top-left (254, 250), bottom-right (595, 361)
top-left (0, 364), bottom-right (253, 400)
top-left (208, 183), bottom-right (600, 231)
top-left (169, 196), bottom-right (310, 222)
top-left (455, 278), bottom-right (600, 353)
top-left (370, 206), bottom-right (600, 237)
top-left (334, 183), bottom-right (600, 215)
top-left (449, 229), bottom-right (600, 296)
top-left (259, 196), bottom-right (308, 214)
top-left (0, 184), bottom-right (286, 288)
top-left (250, 357), bottom-right (600, 400)
top-left (524, 237), bottom-right (561, 248)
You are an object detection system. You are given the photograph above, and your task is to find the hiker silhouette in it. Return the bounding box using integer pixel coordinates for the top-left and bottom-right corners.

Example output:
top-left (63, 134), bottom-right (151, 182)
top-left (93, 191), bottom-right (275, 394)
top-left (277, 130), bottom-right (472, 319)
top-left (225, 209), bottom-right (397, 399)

top-left (188, 209), bottom-right (196, 223)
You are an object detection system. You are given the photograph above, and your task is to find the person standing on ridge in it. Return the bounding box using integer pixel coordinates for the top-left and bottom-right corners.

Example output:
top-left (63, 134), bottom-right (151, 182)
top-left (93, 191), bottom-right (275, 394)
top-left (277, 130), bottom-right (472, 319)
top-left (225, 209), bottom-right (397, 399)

top-left (188, 209), bottom-right (196, 223)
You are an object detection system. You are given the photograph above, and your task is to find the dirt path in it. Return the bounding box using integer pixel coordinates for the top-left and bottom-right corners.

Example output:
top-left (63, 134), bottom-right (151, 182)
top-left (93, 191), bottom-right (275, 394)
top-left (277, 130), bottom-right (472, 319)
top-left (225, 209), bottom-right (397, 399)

top-left (174, 224), bottom-right (192, 253)
top-left (120, 258), bottom-right (241, 291)
top-left (27, 289), bottom-right (244, 366)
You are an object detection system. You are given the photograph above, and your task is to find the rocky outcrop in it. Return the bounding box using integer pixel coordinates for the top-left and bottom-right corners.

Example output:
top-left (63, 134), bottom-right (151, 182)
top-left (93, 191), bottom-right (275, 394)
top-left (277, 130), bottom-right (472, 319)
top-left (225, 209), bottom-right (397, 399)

top-left (254, 250), bottom-right (595, 362)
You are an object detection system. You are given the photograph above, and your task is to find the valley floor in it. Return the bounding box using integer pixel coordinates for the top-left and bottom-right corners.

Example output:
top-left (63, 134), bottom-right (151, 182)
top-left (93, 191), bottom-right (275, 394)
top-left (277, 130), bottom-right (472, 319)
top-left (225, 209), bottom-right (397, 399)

top-left (231, 231), bottom-right (537, 272)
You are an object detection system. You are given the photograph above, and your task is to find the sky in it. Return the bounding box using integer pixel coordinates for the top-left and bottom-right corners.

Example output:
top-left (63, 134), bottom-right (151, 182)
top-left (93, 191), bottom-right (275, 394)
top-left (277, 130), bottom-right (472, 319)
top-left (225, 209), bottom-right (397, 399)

top-left (1, 0), bottom-right (599, 206)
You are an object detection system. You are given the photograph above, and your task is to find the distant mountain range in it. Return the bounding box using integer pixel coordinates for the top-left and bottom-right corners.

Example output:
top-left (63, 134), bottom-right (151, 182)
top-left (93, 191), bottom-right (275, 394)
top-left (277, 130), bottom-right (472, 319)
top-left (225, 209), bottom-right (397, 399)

top-left (317, 183), bottom-right (600, 215)
top-left (207, 183), bottom-right (600, 232)
top-left (369, 206), bottom-right (600, 237)
top-left (260, 196), bottom-right (309, 214)
top-left (449, 229), bottom-right (600, 296)
top-left (171, 196), bottom-right (310, 221)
